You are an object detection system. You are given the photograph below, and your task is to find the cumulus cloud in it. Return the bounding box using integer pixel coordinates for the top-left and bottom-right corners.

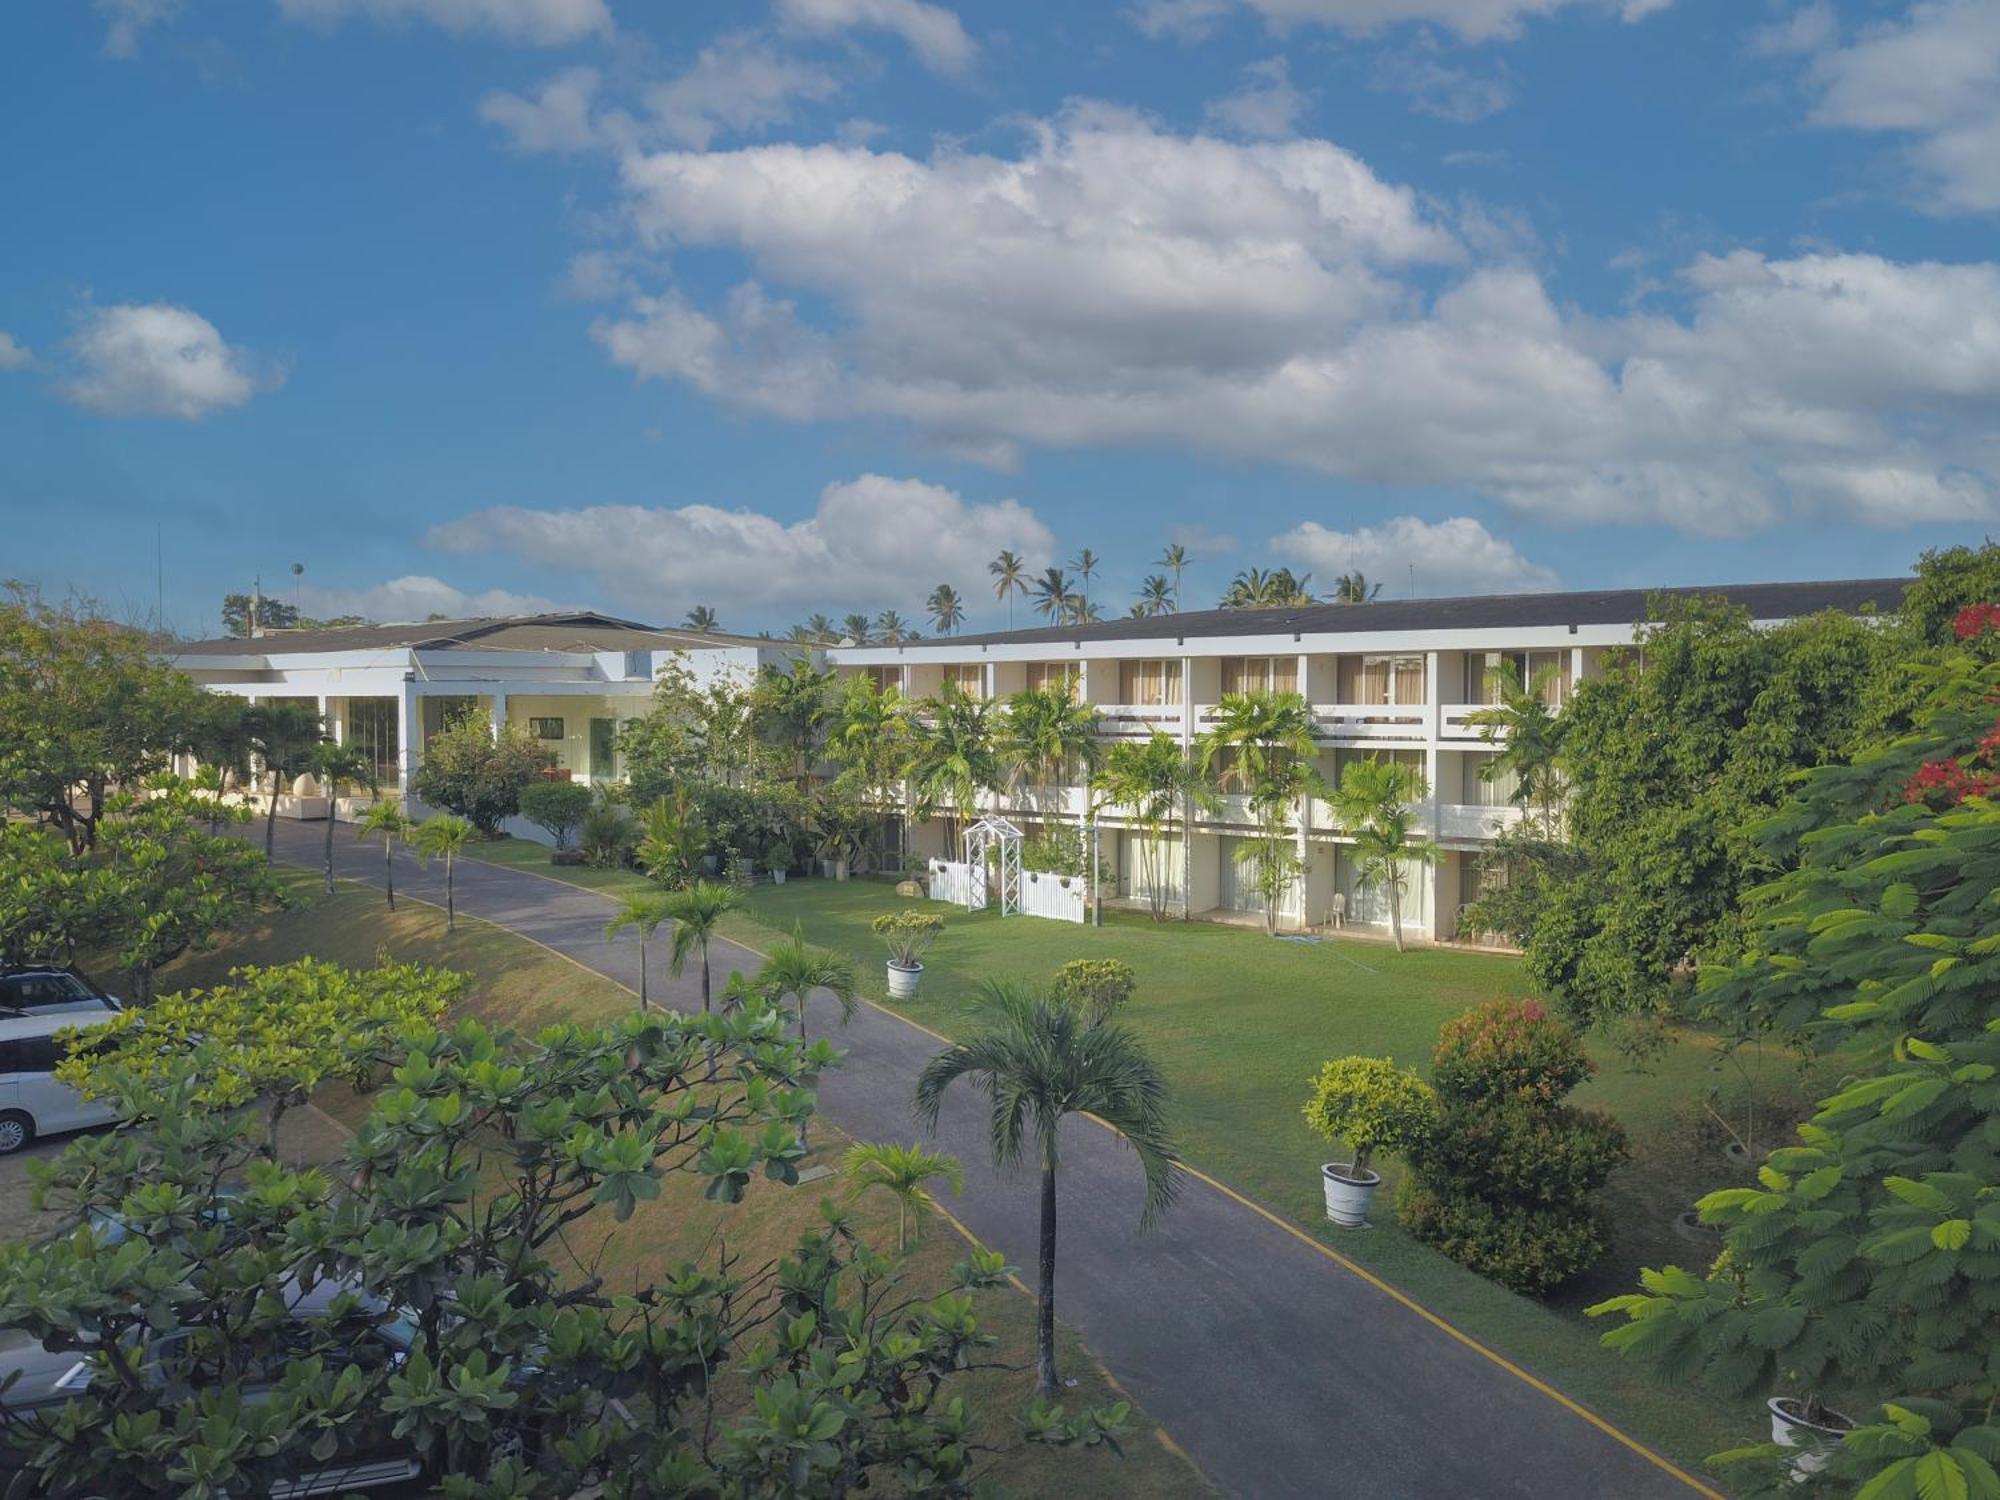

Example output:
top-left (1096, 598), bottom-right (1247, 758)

top-left (0, 333), bottom-right (31, 371)
top-left (1371, 40), bottom-right (1512, 121)
top-left (578, 110), bottom-right (2000, 535)
top-left (275, 0), bottom-right (611, 46)
top-left (1800, 0), bottom-right (2000, 214)
top-left (96, 0), bottom-right (180, 57)
top-left (774, 0), bottom-right (976, 73)
top-left (297, 576), bottom-right (573, 623)
top-left (1275, 515), bottom-right (1557, 595)
top-left (480, 65), bottom-right (604, 153)
top-left (427, 475), bottom-right (1056, 617)
top-left (1205, 57), bottom-right (1310, 138)
top-left (1127, 0), bottom-right (1234, 39)
top-left (61, 303), bottom-right (281, 419)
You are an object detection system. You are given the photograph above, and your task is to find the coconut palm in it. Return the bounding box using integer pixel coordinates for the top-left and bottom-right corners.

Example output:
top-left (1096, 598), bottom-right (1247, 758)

top-left (307, 741), bottom-right (377, 894)
top-left (989, 550), bottom-right (1027, 629)
top-left (354, 801), bottom-right (408, 910)
top-left (1030, 567), bottom-right (1073, 623)
top-left (802, 612), bottom-right (837, 643)
top-left (1156, 542), bottom-right (1189, 611)
top-left (840, 612), bottom-right (875, 646)
top-left (683, 605), bottom-right (720, 633)
top-left (246, 702), bottom-right (324, 858)
top-left (1135, 575), bottom-right (1174, 617)
top-left (1330, 756), bottom-right (1437, 952)
top-left (1070, 549), bottom-right (1099, 619)
top-left (842, 1141), bottom-right (964, 1253)
top-left (926, 584), bottom-right (966, 636)
top-left (907, 682), bottom-right (1000, 843)
top-left (1332, 571), bottom-right (1383, 604)
top-left (1219, 567), bottom-right (1317, 610)
top-left (758, 928), bottom-right (858, 1042)
top-left (1000, 685), bottom-right (1101, 841)
top-left (1092, 732), bottom-right (1216, 921)
top-left (410, 813), bottom-right (475, 933)
top-left (915, 979), bottom-right (1179, 1397)
top-left (875, 609), bottom-right (916, 644)
top-left (1466, 663), bottom-right (1568, 836)
top-left (605, 890), bottom-right (675, 1009)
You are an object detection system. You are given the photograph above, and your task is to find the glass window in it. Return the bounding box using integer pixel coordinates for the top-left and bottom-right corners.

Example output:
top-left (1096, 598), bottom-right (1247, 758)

top-left (0, 974), bottom-right (103, 1014)
top-left (343, 698), bottom-right (400, 782)
top-left (1025, 662), bottom-right (1080, 698)
top-left (866, 666), bottom-right (902, 693)
top-left (1220, 656), bottom-right (1297, 696)
top-left (945, 663), bottom-right (985, 697)
top-left (1119, 659), bottom-right (1182, 706)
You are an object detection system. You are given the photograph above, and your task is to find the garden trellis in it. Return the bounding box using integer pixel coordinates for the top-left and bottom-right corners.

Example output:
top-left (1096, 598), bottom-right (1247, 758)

top-left (961, 813), bottom-right (1022, 917)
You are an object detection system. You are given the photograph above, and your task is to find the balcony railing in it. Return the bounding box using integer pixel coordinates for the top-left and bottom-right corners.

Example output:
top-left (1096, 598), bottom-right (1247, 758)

top-left (1096, 703), bottom-right (1184, 732)
top-left (1441, 704), bottom-right (1501, 740)
top-left (1434, 803), bottom-right (1524, 839)
top-left (1309, 704), bottom-right (1428, 740)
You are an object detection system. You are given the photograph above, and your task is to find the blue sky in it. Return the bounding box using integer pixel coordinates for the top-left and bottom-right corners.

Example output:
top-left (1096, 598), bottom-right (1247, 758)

top-left (3, 0), bottom-right (1997, 637)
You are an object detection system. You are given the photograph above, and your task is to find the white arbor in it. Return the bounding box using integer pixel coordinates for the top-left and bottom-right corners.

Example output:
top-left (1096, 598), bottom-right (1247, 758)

top-left (962, 813), bottom-right (1022, 917)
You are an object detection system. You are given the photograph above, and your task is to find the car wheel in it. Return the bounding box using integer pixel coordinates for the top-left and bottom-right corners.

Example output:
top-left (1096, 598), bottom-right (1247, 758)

top-left (0, 1112), bottom-right (35, 1155)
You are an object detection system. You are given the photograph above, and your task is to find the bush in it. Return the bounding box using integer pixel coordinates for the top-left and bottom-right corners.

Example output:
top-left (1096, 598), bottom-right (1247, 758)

top-left (580, 801), bottom-right (639, 869)
top-left (518, 781), bottom-right (593, 850)
top-left (1301, 1057), bottom-right (1437, 1176)
top-left (411, 719), bottom-right (550, 835)
top-left (1051, 959), bottom-right (1136, 1028)
top-left (1398, 999), bottom-right (1628, 1295)
top-left (873, 910), bottom-right (943, 969)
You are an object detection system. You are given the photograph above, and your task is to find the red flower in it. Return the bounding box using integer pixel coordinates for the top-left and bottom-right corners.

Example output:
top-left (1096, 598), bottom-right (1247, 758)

top-left (1954, 603), bottom-right (2000, 640)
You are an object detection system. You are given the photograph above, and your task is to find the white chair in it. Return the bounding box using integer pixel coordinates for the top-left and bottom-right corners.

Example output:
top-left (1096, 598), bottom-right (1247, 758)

top-left (1326, 894), bottom-right (1346, 929)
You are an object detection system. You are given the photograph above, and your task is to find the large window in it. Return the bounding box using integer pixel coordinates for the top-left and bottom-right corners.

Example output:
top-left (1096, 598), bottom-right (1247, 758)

top-left (343, 698), bottom-right (400, 782)
top-left (1025, 662), bottom-right (1080, 698)
top-left (1342, 654), bottom-right (1424, 706)
top-left (1220, 656), bottom-right (1297, 696)
top-left (865, 666), bottom-right (903, 694)
top-left (945, 663), bottom-right (985, 697)
top-left (1119, 658), bottom-right (1183, 706)
top-left (1464, 650), bottom-right (1571, 706)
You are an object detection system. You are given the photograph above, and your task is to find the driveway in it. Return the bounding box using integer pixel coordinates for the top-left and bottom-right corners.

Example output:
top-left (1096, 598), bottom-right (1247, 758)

top-left (271, 822), bottom-right (1718, 1500)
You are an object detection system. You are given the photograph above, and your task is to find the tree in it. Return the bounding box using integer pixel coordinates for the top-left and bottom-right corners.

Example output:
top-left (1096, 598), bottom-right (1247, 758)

top-left (1070, 550), bottom-right (1099, 619)
top-left (1050, 959), bottom-right (1136, 1028)
top-left (825, 675), bottom-right (913, 868)
top-left (682, 604), bottom-right (720, 633)
top-left (410, 716), bottom-right (549, 835)
top-left (1330, 756), bottom-right (1435, 952)
top-left (220, 591), bottom-right (300, 636)
top-left (1091, 733), bottom-right (1214, 920)
top-left (908, 682), bottom-right (1000, 844)
top-left (796, 612), bottom-right (837, 643)
top-left (664, 879), bottom-right (739, 1024)
top-left (635, 788), bottom-right (703, 888)
top-left (748, 655), bottom-right (834, 786)
top-left (410, 813), bottom-right (474, 931)
top-left (916, 978), bottom-right (1179, 1397)
top-left (1218, 567), bottom-right (1316, 610)
top-left (0, 823), bottom-right (111, 967)
top-left (354, 800), bottom-right (408, 909)
top-left (843, 1142), bottom-right (964, 1253)
top-left (1155, 543), bottom-right (1188, 611)
top-left (1200, 691), bottom-right (1323, 935)
top-left (875, 609), bottom-right (917, 644)
top-left (1031, 567), bottom-right (1074, 623)
top-left (758, 928), bottom-right (858, 1043)
top-left (246, 701), bottom-right (325, 859)
top-left (989, 550), bottom-right (1027, 630)
top-left (307, 741), bottom-right (377, 893)
top-left (841, 611), bottom-right (876, 645)
top-left (0, 583), bottom-right (205, 852)
top-left (1331, 572), bottom-right (1382, 604)
top-left (1466, 662), bottom-right (1568, 836)
top-left (927, 583), bottom-right (967, 636)
top-left (605, 889), bottom-right (674, 1009)
top-left (1001, 685), bottom-right (1101, 847)
top-left (1134, 575), bottom-right (1174, 617)
top-left (518, 779), bottom-right (593, 851)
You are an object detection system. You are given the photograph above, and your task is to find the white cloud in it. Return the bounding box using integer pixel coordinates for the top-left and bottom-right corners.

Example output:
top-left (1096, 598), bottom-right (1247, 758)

top-left (1127, 0), bottom-right (1234, 39)
top-left (1237, 0), bottom-right (1668, 44)
top-left (298, 576), bottom-right (571, 622)
top-left (426, 475), bottom-right (1055, 617)
top-left (1749, 1), bottom-right (1834, 57)
top-left (480, 65), bottom-right (603, 153)
top-left (96, 0), bottom-right (180, 57)
top-left (644, 32), bottom-right (840, 149)
top-left (275, 0), bottom-right (611, 46)
top-left (1371, 40), bottom-right (1512, 121)
top-left (61, 303), bottom-right (280, 420)
top-left (1275, 515), bottom-right (1557, 595)
top-left (774, 0), bottom-right (976, 73)
top-left (0, 333), bottom-right (31, 371)
top-left (1801, 0), bottom-right (2000, 214)
top-left (1205, 57), bottom-right (1310, 138)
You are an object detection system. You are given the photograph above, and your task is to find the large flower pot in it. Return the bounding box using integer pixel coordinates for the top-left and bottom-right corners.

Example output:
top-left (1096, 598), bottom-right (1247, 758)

top-left (886, 961), bottom-right (923, 1000)
top-left (1768, 1397), bottom-right (1854, 1478)
top-left (1320, 1163), bottom-right (1380, 1227)
top-left (771, 869), bottom-right (788, 886)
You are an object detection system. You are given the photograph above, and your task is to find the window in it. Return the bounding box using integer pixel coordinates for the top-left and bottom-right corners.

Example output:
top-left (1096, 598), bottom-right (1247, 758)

top-left (1118, 659), bottom-right (1183, 706)
top-left (1464, 651), bottom-right (1571, 705)
top-left (1025, 662), bottom-right (1080, 698)
top-left (0, 974), bottom-right (104, 1014)
top-left (945, 663), bottom-right (985, 697)
top-left (866, 666), bottom-right (902, 693)
top-left (529, 717), bottom-right (565, 740)
top-left (343, 698), bottom-right (399, 782)
top-left (1220, 656), bottom-right (1297, 696)
top-left (1343, 655), bottom-right (1424, 706)
top-left (0, 1037), bottom-right (62, 1075)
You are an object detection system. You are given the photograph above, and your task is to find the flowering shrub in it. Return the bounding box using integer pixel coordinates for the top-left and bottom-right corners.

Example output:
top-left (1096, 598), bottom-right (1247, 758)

top-left (1428, 997), bottom-right (1592, 1102)
top-left (1951, 601), bottom-right (2000, 639)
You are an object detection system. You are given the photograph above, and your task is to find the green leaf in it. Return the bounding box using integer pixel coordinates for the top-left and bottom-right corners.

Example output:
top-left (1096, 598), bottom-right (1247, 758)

top-left (1885, 1177), bottom-right (1954, 1213)
top-left (1932, 1219), bottom-right (1973, 1251)
top-left (1916, 1451), bottom-right (1970, 1500)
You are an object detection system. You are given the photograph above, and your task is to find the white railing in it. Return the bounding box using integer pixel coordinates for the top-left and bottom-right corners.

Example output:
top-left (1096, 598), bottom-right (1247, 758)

top-left (1310, 704), bottom-right (1428, 740)
top-left (1096, 703), bottom-right (1183, 732)
top-left (926, 859), bottom-right (986, 910)
top-left (1020, 869), bottom-right (1087, 923)
top-left (1441, 704), bottom-right (1500, 740)
top-left (1434, 803), bottom-right (1525, 840)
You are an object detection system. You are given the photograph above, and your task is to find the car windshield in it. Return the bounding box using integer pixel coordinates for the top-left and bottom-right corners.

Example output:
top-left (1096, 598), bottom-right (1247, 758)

top-left (0, 974), bottom-right (102, 1012)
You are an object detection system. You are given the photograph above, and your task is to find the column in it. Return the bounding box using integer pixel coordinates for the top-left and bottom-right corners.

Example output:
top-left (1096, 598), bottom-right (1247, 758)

top-left (397, 682), bottom-right (419, 798)
top-left (1181, 655), bottom-right (1196, 919)
top-left (1424, 651), bottom-right (1442, 939)
top-left (489, 692), bottom-right (508, 738)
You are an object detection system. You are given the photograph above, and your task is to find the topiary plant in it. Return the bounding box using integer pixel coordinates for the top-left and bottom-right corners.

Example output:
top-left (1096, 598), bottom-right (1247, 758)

top-left (1302, 1056), bottom-right (1438, 1177)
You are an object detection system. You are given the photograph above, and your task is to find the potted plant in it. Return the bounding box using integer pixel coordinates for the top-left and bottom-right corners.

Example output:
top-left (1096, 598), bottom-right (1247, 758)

top-left (872, 910), bottom-right (944, 1000)
top-left (764, 833), bottom-right (792, 885)
top-left (1302, 1056), bottom-right (1437, 1227)
top-left (1766, 1391), bottom-right (1856, 1479)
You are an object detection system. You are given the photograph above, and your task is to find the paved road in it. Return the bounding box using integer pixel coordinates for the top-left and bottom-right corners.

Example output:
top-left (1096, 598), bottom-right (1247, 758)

top-left (273, 824), bottom-right (1714, 1500)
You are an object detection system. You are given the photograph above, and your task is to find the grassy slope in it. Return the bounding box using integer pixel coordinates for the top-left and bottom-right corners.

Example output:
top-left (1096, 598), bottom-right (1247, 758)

top-left (154, 875), bottom-right (1212, 1500)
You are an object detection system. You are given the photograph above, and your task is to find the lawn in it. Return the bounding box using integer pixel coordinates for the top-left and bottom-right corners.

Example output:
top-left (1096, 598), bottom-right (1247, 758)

top-left (151, 875), bottom-right (1212, 1500)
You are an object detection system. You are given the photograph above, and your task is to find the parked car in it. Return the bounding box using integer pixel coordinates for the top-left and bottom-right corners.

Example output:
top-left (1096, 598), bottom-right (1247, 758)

top-left (0, 1012), bottom-right (120, 1154)
top-left (0, 967), bottom-right (121, 1020)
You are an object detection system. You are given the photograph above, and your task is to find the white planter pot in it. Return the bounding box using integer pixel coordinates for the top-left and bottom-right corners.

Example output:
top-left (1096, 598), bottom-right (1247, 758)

top-left (1768, 1398), bottom-right (1853, 1478)
top-left (886, 961), bottom-right (923, 999)
top-left (1321, 1163), bottom-right (1380, 1227)
top-left (772, 869), bottom-right (787, 885)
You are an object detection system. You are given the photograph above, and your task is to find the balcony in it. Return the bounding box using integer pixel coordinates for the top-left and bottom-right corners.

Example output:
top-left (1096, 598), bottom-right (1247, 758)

top-left (1095, 703), bottom-right (1184, 734)
top-left (1441, 704), bottom-right (1500, 740)
top-left (1434, 803), bottom-right (1524, 840)
top-left (1310, 704), bottom-right (1428, 741)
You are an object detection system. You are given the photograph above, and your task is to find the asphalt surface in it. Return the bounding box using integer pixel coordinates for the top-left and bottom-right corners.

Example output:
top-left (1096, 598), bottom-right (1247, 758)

top-left (271, 822), bottom-right (1712, 1500)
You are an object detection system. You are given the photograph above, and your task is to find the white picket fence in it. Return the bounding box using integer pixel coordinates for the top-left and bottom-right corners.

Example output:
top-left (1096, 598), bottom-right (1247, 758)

top-left (926, 859), bottom-right (986, 911)
top-left (1020, 870), bottom-right (1086, 924)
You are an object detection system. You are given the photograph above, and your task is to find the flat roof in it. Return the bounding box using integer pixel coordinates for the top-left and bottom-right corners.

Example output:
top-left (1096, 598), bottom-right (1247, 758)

top-left (861, 577), bottom-right (1911, 651)
top-left (171, 610), bottom-right (768, 659)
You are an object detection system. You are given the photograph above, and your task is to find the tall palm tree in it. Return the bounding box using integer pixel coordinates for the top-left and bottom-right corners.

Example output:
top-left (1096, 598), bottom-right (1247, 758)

top-left (840, 612), bottom-right (875, 646)
top-left (605, 890), bottom-right (675, 1009)
top-left (803, 612), bottom-right (837, 643)
top-left (915, 979), bottom-right (1179, 1397)
top-left (682, 605), bottom-right (721, 633)
top-left (1070, 549), bottom-right (1099, 620)
top-left (1197, 690), bottom-right (1319, 790)
top-left (907, 682), bottom-right (1000, 843)
top-left (1332, 571), bottom-right (1383, 604)
top-left (1156, 542), bottom-right (1189, 611)
top-left (1330, 757), bottom-right (1437, 952)
top-left (1000, 685), bottom-right (1101, 842)
top-left (875, 609), bottom-right (915, 644)
top-left (989, 550), bottom-right (1027, 630)
top-left (307, 741), bottom-right (377, 894)
top-left (1030, 567), bottom-right (1073, 623)
top-left (842, 1141), bottom-right (964, 1253)
top-left (1135, 575), bottom-right (1174, 617)
top-left (1092, 732), bottom-right (1216, 921)
top-left (354, 801), bottom-right (408, 910)
top-left (246, 702), bottom-right (325, 859)
top-left (758, 929), bottom-right (858, 1042)
top-left (410, 813), bottom-right (475, 933)
top-left (665, 879), bottom-right (738, 1019)
top-left (926, 584), bottom-right (966, 636)
top-left (1219, 567), bottom-right (1317, 610)
top-left (827, 675), bottom-right (912, 867)
top-left (1466, 663), bottom-right (1568, 835)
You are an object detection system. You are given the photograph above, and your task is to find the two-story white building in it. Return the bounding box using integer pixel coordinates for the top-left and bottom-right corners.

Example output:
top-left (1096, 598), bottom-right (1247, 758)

top-left (822, 577), bottom-right (1908, 944)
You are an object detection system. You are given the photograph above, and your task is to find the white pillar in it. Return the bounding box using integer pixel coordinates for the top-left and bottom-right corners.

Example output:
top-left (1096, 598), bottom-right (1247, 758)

top-left (398, 683), bottom-right (419, 797)
top-left (489, 692), bottom-right (508, 737)
top-left (1424, 651), bottom-right (1442, 938)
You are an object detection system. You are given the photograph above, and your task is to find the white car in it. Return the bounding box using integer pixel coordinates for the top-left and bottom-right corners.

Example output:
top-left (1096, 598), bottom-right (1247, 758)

top-left (0, 1012), bottom-right (119, 1154)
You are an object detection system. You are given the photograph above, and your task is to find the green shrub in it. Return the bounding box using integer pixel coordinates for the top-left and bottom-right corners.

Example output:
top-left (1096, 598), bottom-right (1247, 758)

top-left (518, 781), bottom-right (593, 850)
top-left (1301, 1057), bottom-right (1437, 1176)
top-left (872, 910), bottom-right (943, 969)
top-left (1399, 999), bottom-right (1628, 1294)
top-left (1051, 959), bottom-right (1136, 1028)
top-left (580, 801), bottom-right (638, 869)
top-left (411, 718), bottom-right (551, 835)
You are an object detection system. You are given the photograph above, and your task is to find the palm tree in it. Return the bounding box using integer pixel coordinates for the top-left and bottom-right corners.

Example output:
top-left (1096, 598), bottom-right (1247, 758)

top-left (1330, 757), bottom-right (1437, 952)
top-left (1030, 567), bottom-right (1073, 623)
top-left (355, 801), bottom-right (408, 910)
top-left (246, 702), bottom-right (325, 858)
top-left (842, 1141), bottom-right (964, 1253)
top-left (915, 979), bottom-right (1179, 1397)
top-left (875, 609), bottom-right (916, 644)
top-left (683, 605), bottom-right (720, 633)
top-left (307, 741), bottom-right (376, 894)
top-left (664, 879), bottom-right (738, 1019)
top-left (1135, 575), bottom-right (1174, 617)
top-left (1092, 732), bottom-right (1216, 921)
top-left (1466, 663), bottom-right (1568, 835)
top-left (1000, 685), bottom-right (1101, 845)
top-left (758, 928), bottom-right (858, 1042)
top-left (410, 813), bottom-right (475, 933)
top-left (1219, 567), bottom-right (1317, 610)
top-left (1156, 542), bottom-right (1189, 611)
top-left (1198, 689), bottom-right (1319, 790)
top-left (1070, 549), bottom-right (1099, 620)
top-left (1332, 571), bottom-right (1383, 604)
top-left (840, 613), bottom-right (875, 646)
top-left (605, 890), bottom-right (675, 1009)
top-left (801, 612), bottom-right (837, 643)
top-left (926, 584), bottom-right (966, 636)
top-left (989, 550), bottom-right (1027, 630)
top-left (907, 681), bottom-right (1000, 844)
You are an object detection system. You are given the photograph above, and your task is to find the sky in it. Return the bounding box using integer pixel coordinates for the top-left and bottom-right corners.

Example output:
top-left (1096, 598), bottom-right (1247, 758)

top-left (2, 0), bottom-right (1998, 639)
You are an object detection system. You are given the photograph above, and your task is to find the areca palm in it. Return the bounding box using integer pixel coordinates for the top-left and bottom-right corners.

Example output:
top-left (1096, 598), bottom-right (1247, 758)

top-left (1092, 732), bottom-right (1216, 920)
top-left (758, 928), bottom-right (858, 1042)
top-left (926, 584), bottom-right (966, 636)
top-left (1000, 685), bottom-right (1101, 841)
top-left (1466, 663), bottom-right (1568, 835)
top-left (354, 800), bottom-right (408, 910)
top-left (665, 879), bottom-right (738, 1018)
top-left (915, 979), bottom-right (1179, 1397)
top-left (1156, 543), bottom-right (1188, 611)
top-left (842, 1141), bottom-right (964, 1253)
top-left (988, 550), bottom-right (1027, 629)
top-left (605, 890), bottom-right (675, 1010)
top-left (1030, 567), bottom-right (1073, 622)
top-left (410, 813), bottom-right (474, 933)
top-left (827, 675), bottom-right (911, 866)
top-left (308, 741), bottom-right (376, 894)
top-left (1330, 757), bottom-right (1437, 952)
top-left (907, 682), bottom-right (999, 841)
top-left (1197, 690), bottom-right (1319, 790)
